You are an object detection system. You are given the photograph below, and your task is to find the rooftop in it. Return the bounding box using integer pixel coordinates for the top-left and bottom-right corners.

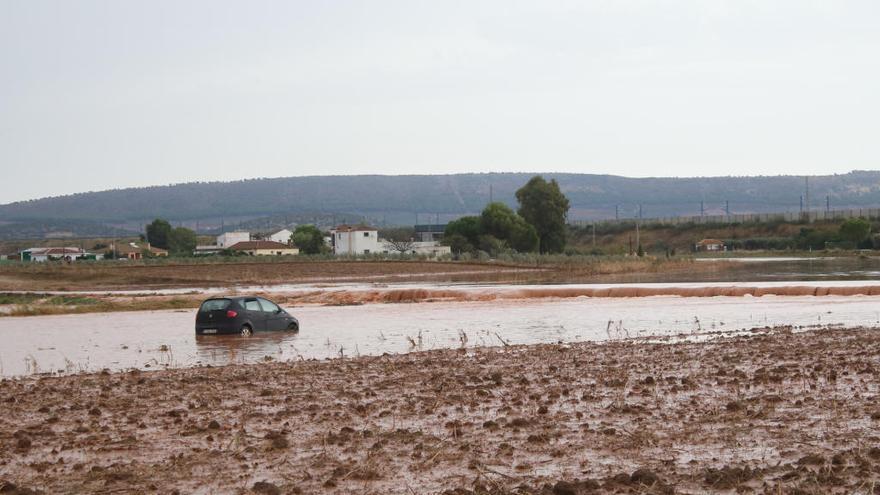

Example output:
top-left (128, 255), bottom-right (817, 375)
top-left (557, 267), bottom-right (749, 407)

top-left (696, 239), bottom-right (724, 245)
top-left (333, 224), bottom-right (377, 232)
top-left (228, 241), bottom-right (296, 250)
top-left (26, 247), bottom-right (86, 255)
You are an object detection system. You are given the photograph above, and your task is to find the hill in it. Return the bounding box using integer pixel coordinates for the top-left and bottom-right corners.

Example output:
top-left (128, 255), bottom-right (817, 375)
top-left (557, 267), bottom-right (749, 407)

top-left (2, 171), bottom-right (880, 238)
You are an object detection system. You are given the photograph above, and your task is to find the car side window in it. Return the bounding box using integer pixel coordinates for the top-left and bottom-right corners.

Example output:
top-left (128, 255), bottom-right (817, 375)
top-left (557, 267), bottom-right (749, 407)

top-left (244, 299), bottom-right (261, 312)
top-left (257, 298), bottom-right (280, 313)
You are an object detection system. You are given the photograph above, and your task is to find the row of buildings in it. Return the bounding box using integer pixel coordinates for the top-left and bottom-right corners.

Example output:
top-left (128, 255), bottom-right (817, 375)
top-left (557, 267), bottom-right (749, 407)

top-left (4, 242), bottom-right (170, 262)
top-left (3, 224), bottom-right (449, 262)
top-left (198, 224), bottom-right (450, 257)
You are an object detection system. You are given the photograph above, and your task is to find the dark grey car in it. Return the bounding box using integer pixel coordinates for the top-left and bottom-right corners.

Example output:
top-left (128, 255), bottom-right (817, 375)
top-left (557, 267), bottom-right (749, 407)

top-left (195, 296), bottom-right (299, 336)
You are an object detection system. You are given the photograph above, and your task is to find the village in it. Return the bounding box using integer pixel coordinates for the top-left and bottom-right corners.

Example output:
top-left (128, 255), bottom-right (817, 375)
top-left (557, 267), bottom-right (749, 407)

top-left (2, 223), bottom-right (451, 262)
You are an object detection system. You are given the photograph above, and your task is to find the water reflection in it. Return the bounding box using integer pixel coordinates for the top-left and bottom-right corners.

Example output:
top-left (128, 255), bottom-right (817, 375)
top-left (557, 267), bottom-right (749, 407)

top-left (193, 333), bottom-right (299, 365)
top-left (687, 256), bottom-right (880, 282)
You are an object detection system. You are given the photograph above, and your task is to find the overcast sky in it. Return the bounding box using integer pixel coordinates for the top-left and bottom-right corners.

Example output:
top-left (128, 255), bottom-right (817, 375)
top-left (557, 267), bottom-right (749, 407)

top-left (2, 1), bottom-right (879, 203)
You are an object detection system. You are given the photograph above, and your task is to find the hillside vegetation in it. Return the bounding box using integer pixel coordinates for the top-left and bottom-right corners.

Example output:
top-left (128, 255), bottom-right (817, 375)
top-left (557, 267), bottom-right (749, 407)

top-left (570, 218), bottom-right (880, 255)
top-left (3, 171), bottom-right (880, 225)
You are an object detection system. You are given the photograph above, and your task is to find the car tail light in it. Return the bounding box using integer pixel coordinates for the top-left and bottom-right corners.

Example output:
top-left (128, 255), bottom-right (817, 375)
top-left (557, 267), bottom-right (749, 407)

top-left (226, 310), bottom-right (238, 318)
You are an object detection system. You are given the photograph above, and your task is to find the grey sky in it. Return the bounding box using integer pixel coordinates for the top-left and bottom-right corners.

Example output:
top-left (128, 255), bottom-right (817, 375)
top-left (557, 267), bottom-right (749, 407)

top-left (2, 1), bottom-right (879, 203)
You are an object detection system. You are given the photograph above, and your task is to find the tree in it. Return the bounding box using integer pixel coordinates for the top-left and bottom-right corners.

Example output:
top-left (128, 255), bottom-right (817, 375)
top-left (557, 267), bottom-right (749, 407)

top-left (168, 227), bottom-right (197, 255)
top-left (481, 202), bottom-right (538, 253)
top-left (478, 234), bottom-right (505, 255)
top-left (384, 238), bottom-right (416, 254)
top-left (516, 176), bottom-right (571, 253)
top-left (443, 205), bottom-right (539, 255)
top-left (444, 234), bottom-right (474, 255)
top-left (146, 219), bottom-right (173, 250)
top-left (839, 218), bottom-right (871, 248)
top-left (444, 216), bottom-right (482, 249)
top-left (480, 203), bottom-right (516, 238)
top-left (382, 228), bottom-right (416, 254)
top-left (292, 225), bottom-right (328, 255)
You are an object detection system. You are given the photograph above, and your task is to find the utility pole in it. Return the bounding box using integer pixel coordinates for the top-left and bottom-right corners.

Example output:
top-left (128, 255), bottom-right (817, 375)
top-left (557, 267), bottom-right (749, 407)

top-left (592, 222), bottom-right (596, 248)
top-left (804, 176), bottom-right (810, 222)
top-left (826, 195), bottom-right (830, 212)
top-left (700, 200), bottom-right (705, 217)
top-left (635, 219), bottom-right (640, 255)
top-left (638, 204), bottom-right (642, 220)
top-left (725, 200), bottom-right (730, 216)
top-left (799, 196), bottom-right (803, 213)
top-left (615, 205), bottom-right (619, 221)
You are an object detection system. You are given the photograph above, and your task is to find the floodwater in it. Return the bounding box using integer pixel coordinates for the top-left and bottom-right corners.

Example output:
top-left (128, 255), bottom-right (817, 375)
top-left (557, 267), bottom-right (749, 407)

top-left (687, 256), bottom-right (880, 281)
top-left (2, 292), bottom-right (879, 377)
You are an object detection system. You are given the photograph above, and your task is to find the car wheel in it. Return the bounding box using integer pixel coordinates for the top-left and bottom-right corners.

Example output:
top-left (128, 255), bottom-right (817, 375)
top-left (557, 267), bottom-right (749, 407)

top-left (287, 322), bottom-right (299, 333)
top-left (240, 324), bottom-right (253, 337)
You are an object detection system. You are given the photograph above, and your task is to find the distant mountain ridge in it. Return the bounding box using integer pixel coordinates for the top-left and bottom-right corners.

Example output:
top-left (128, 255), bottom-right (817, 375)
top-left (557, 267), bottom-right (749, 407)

top-left (2, 171), bottom-right (880, 231)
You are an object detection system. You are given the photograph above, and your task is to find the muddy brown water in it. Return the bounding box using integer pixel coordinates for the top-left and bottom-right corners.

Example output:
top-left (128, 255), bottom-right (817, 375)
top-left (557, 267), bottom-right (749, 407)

top-left (2, 288), bottom-right (880, 377)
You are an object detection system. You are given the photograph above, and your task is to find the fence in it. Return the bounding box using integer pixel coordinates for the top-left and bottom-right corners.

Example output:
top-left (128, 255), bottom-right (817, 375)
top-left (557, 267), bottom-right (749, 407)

top-left (570, 208), bottom-right (880, 228)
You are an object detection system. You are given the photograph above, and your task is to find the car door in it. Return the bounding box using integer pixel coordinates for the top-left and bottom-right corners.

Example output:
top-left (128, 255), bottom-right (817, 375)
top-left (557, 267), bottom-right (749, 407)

top-left (243, 298), bottom-right (267, 331)
top-left (258, 297), bottom-right (287, 331)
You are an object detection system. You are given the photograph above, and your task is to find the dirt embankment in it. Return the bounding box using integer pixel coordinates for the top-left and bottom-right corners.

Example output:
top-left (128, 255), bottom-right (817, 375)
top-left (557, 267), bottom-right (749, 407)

top-left (2, 326), bottom-right (879, 494)
top-left (3, 281), bottom-right (880, 317)
top-left (0, 258), bottom-right (707, 292)
top-left (0, 260), bottom-right (537, 291)
top-left (283, 284), bottom-right (880, 306)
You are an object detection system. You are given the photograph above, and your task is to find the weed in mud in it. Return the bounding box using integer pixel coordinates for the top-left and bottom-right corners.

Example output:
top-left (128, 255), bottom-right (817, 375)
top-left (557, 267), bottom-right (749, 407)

top-left (0, 293), bottom-right (43, 305)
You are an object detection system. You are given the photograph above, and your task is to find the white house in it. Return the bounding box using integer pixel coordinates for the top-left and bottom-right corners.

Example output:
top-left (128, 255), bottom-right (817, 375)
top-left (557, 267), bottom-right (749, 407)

top-left (695, 239), bottom-right (725, 252)
top-left (227, 241), bottom-right (299, 256)
top-left (268, 229), bottom-right (293, 244)
top-left (21, 247), bottom-right (100, 262)
top-left (331, 225), bottom-right (380, 255)
top-left (217, 231), bottom-right (250, 248)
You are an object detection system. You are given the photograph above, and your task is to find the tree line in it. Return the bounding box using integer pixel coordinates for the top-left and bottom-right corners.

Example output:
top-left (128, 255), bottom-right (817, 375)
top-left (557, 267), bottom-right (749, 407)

top-left (444, 176), bottom-right (570, 255)
top-left (138, 219), bottom-right (331, 257)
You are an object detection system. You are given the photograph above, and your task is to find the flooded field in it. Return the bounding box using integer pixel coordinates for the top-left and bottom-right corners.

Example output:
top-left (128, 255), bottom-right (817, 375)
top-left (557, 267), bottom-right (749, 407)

top-left (2, 291), bottom-right (879, 377)
top-left (693, 255), bottom-right (880, 281)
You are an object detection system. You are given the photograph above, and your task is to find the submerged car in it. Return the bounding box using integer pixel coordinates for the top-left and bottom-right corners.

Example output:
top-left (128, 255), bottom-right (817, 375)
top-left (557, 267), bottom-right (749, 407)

top-left (195, 296), bottom-right (299, 336)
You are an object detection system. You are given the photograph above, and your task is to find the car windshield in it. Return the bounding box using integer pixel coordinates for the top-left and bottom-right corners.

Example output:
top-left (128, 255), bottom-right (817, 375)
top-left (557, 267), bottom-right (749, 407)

top-left (199, 299), bottom-right (231, 312)
top-left (257, 298), bottom-right (280, 313)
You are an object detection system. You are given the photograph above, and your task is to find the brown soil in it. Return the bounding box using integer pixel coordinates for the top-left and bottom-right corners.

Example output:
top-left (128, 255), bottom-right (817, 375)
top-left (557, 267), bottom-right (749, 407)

top-left (0, 258), bottom-right (704, 292)
top-left (2, 326), bottom-right (879, 494)
top-left (0, 260), bottom-right (529, 291)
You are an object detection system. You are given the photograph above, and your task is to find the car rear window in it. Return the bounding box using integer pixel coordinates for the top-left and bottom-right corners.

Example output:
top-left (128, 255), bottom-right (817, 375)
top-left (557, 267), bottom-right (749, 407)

top-left (200, 299), bottom-right (231, 312)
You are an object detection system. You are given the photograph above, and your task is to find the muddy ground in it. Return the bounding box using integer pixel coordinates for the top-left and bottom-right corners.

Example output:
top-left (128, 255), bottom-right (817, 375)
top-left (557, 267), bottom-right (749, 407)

top-left (0, 258), bottom-right (704, 292)
top-left (2, 326), bottom-right (879, 494)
